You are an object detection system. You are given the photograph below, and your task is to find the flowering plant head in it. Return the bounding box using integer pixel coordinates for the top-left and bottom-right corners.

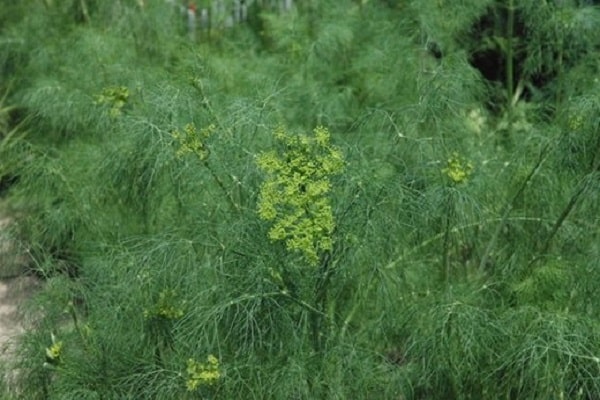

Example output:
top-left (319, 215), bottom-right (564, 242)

top-left (568, 114), bottom-right (584, 131)
top-left (257, 126), bottom-right (344, 265)
top-left (94, 86), bottom-right (130, 118)
top-left (441, 152), bottom-right (474, 184)
top-left (143, 289), bottom-right (185, 320)
top-left (171, 123), bottom-right (215, 160)
top-left (45, 333), bottom-right (63, 365)
top-left (186, 354), bottom-right (221, 391)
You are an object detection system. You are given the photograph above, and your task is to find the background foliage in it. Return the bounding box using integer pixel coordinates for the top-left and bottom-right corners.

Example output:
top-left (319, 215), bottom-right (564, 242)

top-left (1, 0), bottom-right (599, 398)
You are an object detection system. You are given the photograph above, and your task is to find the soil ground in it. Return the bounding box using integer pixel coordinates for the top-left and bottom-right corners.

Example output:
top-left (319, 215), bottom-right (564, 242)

top-left (0, 276), bottom-right (39, 357)
top-left (0, 205), bottom-right (39, 393)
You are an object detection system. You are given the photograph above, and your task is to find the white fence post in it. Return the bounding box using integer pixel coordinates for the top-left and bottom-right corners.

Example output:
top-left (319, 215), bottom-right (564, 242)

top-left (187, 3), bottom-right (197, 41)
top-left (165, 0), bottom-right (293, 40)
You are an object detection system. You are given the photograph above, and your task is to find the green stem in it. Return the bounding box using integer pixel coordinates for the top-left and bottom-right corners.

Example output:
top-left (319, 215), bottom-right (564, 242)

top-left (478, 141), bottom-right (553, 272)
top-left (528, 179), bottom-right (587, 267)
top-left (311, 251), bottom-right (333, 354)
top-left (78, 0), bottom-right (90, 22)
top-left (528, 150), bottom-right (600, 268)
top-left (305, 251), bottom-right (336, 399)
top-left (202, 160), bottom-right (240, 212)
top-left (191, 78), bottom-right (241, 212)
top-left (191, 78), bottom-right (233, 138)
top-left (442, 190), bottom-right (453, 285)
top-left (339, 273), bottom-right (377, 341)
top-left (506, 0), bottom-right (515, 109)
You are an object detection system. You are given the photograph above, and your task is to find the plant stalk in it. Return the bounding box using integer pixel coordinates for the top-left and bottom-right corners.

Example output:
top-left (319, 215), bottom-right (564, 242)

top-left (506, 0), bottom-right (515, 109)
top-left (478, 142), bottom-right (553, 272)
top-left (442, 189), bottom-right (454, 285)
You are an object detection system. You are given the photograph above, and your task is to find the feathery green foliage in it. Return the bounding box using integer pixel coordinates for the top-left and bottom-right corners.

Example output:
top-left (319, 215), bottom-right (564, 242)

top-left (0, 0), bottom-right (599, 399)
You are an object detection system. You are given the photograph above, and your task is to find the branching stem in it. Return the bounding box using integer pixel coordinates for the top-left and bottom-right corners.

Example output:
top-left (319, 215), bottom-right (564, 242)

top-left (478, 141), bottom-right (554, 272)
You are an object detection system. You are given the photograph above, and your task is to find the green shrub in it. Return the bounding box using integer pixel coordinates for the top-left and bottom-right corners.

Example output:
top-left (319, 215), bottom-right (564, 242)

top-left (1, 0), bottom-right (599, 398)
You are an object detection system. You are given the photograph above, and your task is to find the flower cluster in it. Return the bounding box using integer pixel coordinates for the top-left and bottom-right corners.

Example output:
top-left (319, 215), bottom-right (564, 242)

top-left (171, 123), bottom-right (215, 160)
top-left (465, 108), bottom-right (486, 135)
top-left (45, 333), bottom-right (63, 365)
top-left (143, 289), bottom-right (185, 320)
top-left (94, 86), bottom-right (129, 118)
top-left (257, 126), bottom-right (345, 265)
top-left (186, 354), bottom-right (221, 391)
top-left (568, 114), bottom-right (584, 131)
top-left (441, 152), bottom-right (474, 184)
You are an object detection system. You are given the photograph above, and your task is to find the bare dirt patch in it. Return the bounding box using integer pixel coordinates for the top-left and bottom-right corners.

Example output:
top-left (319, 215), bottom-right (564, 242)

top-left (0, 211), bottom-right (35, 356)
top-left (0, 275), bottom-right (40, 395)
top-left (0, 205), bottom-right (38, 394)
top-left (0, 215), bottom-right (29, 278)
top-left (0, 276), bottom-right (40, 356)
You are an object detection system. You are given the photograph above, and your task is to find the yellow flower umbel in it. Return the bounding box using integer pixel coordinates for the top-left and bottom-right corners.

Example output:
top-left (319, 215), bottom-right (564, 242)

top-left (143, 289), bottom-right (185, 321)
top-left (568, 114), bottom-right (584, 131)
top-left (171, 123), bottom-right (215, 160)
top-left (94, 86), bottom-right (129, 118)
top-left (186, 354), bottom-right (221, 391)
top-left (257, 126), bottom-right (345, 266)
top-left (45, 333), bottom-right (63, 365)
top-left (442, 152), bottom-right (474, 184)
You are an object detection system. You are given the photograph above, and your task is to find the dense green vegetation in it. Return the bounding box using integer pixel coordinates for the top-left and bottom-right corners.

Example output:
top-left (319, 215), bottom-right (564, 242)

top-left (1, 0), bottom-right (599, 398)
